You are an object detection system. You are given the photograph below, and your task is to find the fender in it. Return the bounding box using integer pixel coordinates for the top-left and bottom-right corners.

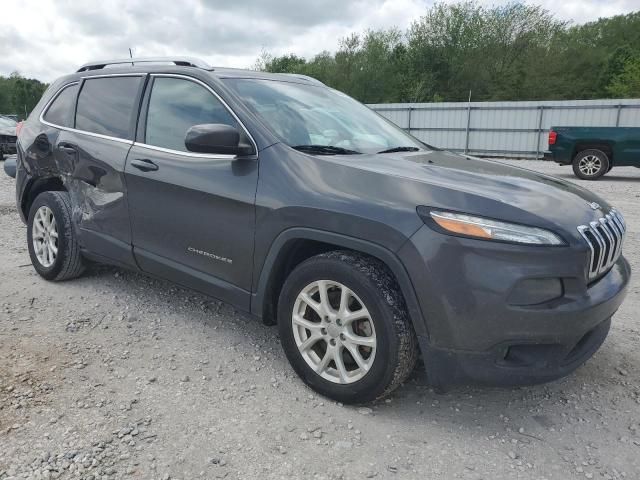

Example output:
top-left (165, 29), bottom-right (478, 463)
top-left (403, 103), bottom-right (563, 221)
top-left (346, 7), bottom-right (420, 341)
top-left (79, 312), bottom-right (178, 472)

top-left (251, 227), bottom-right (428, 338)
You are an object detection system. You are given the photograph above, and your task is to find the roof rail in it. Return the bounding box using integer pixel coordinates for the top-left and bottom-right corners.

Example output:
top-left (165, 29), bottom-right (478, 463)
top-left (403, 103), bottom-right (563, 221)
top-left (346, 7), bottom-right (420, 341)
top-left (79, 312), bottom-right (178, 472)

top-left (77, 57), bottom-right (212, 72)
top-left (281, 73), bottom-right (325, 86)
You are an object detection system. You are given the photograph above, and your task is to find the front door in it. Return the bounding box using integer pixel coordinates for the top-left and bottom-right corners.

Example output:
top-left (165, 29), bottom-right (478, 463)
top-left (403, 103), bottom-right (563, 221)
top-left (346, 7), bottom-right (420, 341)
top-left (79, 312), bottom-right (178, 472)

top-left (125, 75), bottom-right (258, 309)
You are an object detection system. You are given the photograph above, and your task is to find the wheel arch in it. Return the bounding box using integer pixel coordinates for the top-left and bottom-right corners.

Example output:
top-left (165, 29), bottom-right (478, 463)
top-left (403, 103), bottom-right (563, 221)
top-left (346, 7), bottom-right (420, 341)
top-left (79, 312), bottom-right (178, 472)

top-left (251, 228), bottom-right (428, 338)
top-left (21, 176), bottom-right (67, 220)
top-left (573, 142), bottom-right (614, 165)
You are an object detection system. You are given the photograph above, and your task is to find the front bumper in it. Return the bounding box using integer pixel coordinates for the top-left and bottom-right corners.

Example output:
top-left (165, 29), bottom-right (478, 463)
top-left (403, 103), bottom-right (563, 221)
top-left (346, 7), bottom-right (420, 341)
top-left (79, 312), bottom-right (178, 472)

top-left (419, 317), bottom-right (612, 387)
top-left (398, 225), bottom-right (630, 388)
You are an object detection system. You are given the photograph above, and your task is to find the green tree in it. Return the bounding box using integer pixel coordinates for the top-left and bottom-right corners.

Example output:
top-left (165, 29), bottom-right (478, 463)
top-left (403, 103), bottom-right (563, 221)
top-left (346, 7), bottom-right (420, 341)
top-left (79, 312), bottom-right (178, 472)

top-left (607, 55), bottom-right (640, 97)
top-left (0, 72), bottom-right (48, 118)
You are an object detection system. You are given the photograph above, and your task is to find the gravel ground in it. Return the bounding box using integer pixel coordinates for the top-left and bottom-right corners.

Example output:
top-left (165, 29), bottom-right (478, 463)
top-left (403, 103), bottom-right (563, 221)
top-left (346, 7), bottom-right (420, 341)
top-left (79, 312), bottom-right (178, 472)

top-left (1, 157), bottom-right (639, 480)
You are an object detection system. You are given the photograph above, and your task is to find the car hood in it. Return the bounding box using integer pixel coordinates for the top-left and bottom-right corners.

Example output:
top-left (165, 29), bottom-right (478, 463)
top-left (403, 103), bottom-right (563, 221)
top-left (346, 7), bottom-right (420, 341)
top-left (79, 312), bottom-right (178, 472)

top-left (0, 127), bottom-right (16, 136)
top-left (329, 149), bottom-right (613, 237)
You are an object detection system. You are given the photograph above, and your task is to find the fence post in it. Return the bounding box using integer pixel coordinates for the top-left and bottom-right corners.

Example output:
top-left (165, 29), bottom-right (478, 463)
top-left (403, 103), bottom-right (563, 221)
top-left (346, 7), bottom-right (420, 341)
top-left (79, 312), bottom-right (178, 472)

top-left (616, 104), bottom-right (622, 127)
top-left (536, 106), bottom-right (544, 160)
top-left (464, 104), bottom-right (472, 154)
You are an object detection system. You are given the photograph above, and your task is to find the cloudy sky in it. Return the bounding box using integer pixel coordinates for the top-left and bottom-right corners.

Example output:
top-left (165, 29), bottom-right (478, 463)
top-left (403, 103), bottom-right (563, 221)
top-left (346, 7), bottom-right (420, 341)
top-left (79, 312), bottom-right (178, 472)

top-left (1, 0), bottom-right (637, 82)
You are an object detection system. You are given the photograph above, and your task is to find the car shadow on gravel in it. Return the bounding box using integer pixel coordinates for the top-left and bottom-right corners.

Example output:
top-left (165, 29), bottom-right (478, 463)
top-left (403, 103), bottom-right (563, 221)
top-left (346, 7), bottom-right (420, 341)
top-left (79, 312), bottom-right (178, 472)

top-left (81, 261), bottom-right (627, 421)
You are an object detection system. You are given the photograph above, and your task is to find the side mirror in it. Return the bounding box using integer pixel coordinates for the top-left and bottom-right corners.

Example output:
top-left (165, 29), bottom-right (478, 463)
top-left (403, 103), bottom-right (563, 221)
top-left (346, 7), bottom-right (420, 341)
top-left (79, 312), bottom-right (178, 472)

top-left (185, 124), bottom-right (254, 157)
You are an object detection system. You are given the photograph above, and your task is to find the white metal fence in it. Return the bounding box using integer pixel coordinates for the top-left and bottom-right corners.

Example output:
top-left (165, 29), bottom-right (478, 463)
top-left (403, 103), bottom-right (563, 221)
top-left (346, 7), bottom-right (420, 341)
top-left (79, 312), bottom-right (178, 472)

top-left (368, 99), bottom-right (640, 159)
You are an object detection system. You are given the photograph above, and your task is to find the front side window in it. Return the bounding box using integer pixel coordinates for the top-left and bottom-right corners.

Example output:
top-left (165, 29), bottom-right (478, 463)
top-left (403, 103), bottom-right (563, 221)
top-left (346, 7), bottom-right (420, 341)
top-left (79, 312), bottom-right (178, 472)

top-left (145, 77), bottom-right (238, 152)
top-left (43, 84), bottom-right (79, 128)
top-left (75, 77), bottom-right (141, 139)
top-left (222, 78), bottom-right (427, 155)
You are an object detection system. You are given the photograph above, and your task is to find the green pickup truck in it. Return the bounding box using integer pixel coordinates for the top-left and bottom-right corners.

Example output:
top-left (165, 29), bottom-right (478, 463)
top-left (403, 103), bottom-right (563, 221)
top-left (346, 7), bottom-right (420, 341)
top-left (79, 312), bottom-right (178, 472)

top-left (544, 126), bottom-right (640, 180)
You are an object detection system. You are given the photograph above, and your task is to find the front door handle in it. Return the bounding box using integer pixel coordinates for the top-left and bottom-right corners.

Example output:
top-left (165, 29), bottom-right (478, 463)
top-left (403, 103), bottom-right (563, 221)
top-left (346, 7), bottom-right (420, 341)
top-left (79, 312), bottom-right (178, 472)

top-left (130, 158), bottom-right (159, 172)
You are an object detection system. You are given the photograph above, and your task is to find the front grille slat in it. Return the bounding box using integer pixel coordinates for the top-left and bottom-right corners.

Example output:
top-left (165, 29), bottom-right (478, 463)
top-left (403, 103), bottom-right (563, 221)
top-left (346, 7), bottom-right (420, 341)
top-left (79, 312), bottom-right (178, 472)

top-left (578, 208), bottom-right (626, 281)
top-left (604, 215), bottom-right (622, 262)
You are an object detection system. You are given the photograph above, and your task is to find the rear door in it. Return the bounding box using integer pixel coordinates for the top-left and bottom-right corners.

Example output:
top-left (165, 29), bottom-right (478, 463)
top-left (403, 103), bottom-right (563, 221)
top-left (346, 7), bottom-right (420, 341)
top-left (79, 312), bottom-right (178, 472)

top-left (68, 74), bottom-right (145, 265)
top-left (39, 74), bottom-right (144, 267)
top-left (125, 74), bottom-right (258, 310)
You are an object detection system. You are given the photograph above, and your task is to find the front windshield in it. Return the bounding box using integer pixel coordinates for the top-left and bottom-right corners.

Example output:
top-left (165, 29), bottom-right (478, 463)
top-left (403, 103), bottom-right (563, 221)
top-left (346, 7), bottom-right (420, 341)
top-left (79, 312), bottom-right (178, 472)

top-left (223, 78), bottom-right (426, 155)
top-left (0, 116), bottom-right (17, 128)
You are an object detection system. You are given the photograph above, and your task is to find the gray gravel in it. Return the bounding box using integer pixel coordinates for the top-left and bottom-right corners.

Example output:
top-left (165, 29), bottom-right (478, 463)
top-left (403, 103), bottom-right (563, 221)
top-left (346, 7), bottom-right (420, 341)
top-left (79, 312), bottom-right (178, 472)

top-left (1, 157), bottom-right (639, 479)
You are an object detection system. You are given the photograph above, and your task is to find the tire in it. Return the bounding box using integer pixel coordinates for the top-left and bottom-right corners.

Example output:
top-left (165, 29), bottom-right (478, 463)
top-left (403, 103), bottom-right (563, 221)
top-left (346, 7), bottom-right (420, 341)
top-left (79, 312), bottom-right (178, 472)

top-left (27, 191), bottom-right (85, 281)
top-left (278, 251), bottom-right (418, 404)
top-left (572, 149), bottom-right (609, 180)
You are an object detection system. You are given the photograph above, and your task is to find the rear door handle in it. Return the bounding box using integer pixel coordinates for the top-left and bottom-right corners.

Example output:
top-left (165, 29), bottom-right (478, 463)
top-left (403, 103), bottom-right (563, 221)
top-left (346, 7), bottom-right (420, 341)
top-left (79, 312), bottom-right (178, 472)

top-left (58, 144), bottom-right (77, 155)
top-left (130, 158), bottom-right (159, 172)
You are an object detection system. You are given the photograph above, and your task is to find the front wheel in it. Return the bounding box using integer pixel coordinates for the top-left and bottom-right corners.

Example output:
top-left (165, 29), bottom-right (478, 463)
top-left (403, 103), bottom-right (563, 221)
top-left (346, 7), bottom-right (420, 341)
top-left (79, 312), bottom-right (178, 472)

top-left (572, 149), bottom-right (610, 180)
top-left (278, 251), bottom-right (418, 404)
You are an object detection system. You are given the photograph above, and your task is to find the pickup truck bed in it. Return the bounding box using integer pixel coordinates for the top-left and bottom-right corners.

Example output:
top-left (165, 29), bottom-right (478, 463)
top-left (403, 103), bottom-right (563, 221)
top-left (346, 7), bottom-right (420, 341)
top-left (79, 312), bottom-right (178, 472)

top-left (544, 126), bottom-right (640, 180)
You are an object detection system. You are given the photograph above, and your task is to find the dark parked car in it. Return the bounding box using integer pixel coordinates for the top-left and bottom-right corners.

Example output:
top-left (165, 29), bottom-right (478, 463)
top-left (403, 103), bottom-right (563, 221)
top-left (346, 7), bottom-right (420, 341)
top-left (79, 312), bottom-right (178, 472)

top-left (14, 58), bottom-right (630, 403)
top-left (545, 126), bottom-right (640, 180)
top-left (0, 115), bottom-right (18, 160)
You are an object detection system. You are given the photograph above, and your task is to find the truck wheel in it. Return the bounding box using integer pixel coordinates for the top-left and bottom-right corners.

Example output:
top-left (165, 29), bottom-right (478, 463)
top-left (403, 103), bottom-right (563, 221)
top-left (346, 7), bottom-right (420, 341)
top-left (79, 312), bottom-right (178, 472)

top-left (278, 251), bottom-right (418, 404)
top-left (27, 191), bottom-right (85, 281)
top-left (572, 149), bottom-right (609, 180)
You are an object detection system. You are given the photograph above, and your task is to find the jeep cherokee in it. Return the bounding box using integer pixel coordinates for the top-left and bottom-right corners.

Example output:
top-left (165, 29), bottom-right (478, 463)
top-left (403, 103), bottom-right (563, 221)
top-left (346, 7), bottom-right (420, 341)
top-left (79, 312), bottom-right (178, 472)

top-left (14, 57), bottom-right (630, 403)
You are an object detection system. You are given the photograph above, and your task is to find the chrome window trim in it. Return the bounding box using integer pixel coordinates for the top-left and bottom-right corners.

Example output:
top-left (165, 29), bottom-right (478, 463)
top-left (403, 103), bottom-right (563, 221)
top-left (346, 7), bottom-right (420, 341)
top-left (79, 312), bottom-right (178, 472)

top-left (40, 81), bottom-right (79, 129)
top-left (132, 141), bottom-right (235, 160)
top-left (38, 73), bottom-right (258, 157)
top-left (135, 73), bottom-right (258, 160)
top-left (39, 77), bottom-right (138, 145)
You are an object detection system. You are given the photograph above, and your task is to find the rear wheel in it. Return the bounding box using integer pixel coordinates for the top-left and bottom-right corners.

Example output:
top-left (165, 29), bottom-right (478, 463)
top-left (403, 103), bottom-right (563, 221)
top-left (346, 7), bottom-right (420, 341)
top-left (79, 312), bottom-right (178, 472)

top-left (278, 251), bottom-right (418, 404)
top-left (27, 191), bottom-right (85, 281)
top-left (572, 149), bottom-right (609, 180)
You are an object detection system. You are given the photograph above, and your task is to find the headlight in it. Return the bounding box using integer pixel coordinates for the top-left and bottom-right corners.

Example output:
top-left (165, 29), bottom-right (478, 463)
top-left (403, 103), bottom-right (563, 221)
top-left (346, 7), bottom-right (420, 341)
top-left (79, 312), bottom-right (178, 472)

top-left (420, 209), bottom-right (565, 246)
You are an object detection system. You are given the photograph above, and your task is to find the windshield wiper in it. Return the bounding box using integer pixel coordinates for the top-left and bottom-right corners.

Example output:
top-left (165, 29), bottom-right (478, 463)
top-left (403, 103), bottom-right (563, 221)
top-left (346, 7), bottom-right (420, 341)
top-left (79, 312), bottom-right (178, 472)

top-left (292, 145), bottom-right (361, 155)
top-left (377, 146), bottom-right (421, 154)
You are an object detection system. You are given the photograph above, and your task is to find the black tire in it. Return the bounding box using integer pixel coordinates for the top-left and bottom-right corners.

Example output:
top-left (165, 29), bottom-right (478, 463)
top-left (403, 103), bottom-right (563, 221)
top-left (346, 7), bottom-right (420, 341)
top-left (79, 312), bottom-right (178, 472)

top-left (27, 191), bottom-right (85, 281)
top-left (278, 251), bottom-right (418, 404)
top-left (572, 149), bottom-right (609, 180)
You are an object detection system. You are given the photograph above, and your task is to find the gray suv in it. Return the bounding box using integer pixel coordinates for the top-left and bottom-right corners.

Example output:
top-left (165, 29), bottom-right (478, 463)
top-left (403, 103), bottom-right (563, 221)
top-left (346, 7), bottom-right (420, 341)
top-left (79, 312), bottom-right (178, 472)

top-left (14, 57), bottom-right (630, 403)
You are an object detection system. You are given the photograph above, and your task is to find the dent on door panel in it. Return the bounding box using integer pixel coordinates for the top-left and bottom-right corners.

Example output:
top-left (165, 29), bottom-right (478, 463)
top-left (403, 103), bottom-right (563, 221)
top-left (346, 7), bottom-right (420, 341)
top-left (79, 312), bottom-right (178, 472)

top-left (61, 133), bottom-right (135, 265)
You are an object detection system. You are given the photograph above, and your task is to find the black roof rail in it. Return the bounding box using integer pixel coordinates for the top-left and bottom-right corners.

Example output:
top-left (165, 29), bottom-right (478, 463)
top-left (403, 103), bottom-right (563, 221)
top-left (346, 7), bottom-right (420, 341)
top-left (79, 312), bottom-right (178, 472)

top-left (77, 57), bottom-right (212, 72)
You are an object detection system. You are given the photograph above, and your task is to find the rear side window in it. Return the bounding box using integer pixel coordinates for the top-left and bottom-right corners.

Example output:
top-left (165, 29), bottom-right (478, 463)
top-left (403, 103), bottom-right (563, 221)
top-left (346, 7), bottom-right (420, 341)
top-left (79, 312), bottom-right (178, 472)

top-left (145, 77), bottom-right (238, 152)
top-left (42, 84), bottom-right (79, 127)
top-left (75, 77), bottom-right (141, 139)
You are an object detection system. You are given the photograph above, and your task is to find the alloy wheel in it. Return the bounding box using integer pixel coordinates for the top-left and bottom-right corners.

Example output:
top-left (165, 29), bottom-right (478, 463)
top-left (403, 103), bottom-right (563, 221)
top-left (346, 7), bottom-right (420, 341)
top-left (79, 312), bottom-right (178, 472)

top-left (32, 206), bottom-right (58, 267)
top-left (578, 155), bottom-right (602, 176)
top-left (292, 280), bottom-right (376, 384)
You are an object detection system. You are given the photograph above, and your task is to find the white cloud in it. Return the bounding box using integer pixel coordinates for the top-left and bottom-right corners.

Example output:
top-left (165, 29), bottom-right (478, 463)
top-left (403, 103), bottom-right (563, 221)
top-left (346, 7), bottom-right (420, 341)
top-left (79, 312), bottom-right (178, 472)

top-left (0, 0), bottom-right (636, 82)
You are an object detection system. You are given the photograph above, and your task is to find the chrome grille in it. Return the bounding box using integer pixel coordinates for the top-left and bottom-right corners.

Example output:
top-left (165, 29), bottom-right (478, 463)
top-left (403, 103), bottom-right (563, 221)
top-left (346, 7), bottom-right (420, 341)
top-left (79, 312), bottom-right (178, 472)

top-left (577, 208), bottom-right (626, 281)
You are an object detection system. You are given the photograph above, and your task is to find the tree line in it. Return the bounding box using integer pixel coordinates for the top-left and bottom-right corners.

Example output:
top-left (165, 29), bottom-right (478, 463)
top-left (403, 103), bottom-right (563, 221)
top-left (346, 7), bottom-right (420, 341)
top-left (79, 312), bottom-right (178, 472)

top-left (1, 2), bottom-right (639, 115)
top-left (256, 2), bottom-right (640, 103)
top-left (0, 73), bottom-right (48, 119)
